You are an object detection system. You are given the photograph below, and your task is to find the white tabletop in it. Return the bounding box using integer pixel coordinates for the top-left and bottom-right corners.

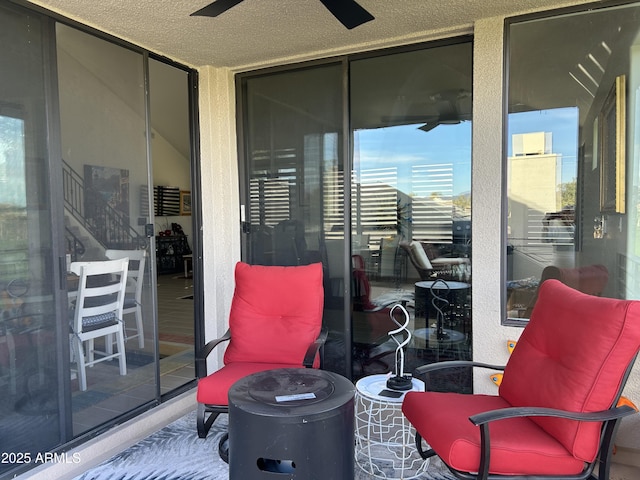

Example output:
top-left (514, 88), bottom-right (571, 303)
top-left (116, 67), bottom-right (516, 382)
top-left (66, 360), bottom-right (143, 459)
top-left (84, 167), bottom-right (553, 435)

top-left (355, 374), bottom-right (424, 403)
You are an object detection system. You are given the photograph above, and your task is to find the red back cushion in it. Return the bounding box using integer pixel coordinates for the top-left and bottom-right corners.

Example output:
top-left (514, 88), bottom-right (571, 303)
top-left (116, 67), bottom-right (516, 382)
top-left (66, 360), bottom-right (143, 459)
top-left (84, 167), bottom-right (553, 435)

top-left (223, 262), bottom-right (324, 366)
top-left (500, 280), bottom-right (640, 462)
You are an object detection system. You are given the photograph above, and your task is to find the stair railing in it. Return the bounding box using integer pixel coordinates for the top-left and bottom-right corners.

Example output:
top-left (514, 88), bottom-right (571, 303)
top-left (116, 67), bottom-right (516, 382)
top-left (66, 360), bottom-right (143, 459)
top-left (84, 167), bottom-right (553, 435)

top-left (62, 160), bottom-right (146, 251)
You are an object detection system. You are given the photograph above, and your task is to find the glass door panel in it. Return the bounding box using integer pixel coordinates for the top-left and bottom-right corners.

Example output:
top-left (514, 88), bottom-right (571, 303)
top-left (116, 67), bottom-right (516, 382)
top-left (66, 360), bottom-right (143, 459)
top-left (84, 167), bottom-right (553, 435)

top-left (350, 42), bottom-right (473, 390)
top-left (148, 58), bottom-right (195, 394)
top-left (56, 23), bottom-right (156, 434)
top-left (242, 64), bottom-right (347, 376)
top-left (0, 5), bottom-right (64, 476)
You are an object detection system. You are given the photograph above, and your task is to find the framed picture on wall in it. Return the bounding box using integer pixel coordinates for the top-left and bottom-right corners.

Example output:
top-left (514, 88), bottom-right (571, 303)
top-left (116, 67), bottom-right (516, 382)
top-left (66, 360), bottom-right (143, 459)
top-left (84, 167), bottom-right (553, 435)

top-left (180, 190), bottom-right (191, 216)
top-left (599, 74), bottom-right (626, 214)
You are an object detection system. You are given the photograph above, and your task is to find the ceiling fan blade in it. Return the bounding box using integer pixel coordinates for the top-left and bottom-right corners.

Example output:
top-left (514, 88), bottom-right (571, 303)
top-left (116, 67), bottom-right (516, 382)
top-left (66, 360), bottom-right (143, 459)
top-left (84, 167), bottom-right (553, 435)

top-left (318, 0), bottom-right (374, 29)
top-left (417, 123), bottom-right (439, 133)
top-left (191, 0), bottom-right (244, 17)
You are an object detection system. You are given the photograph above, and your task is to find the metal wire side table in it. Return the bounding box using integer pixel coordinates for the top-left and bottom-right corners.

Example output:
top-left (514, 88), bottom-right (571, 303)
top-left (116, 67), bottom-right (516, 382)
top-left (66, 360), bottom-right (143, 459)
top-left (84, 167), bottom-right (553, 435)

top-left (355, 374), bottom-right (429, 479)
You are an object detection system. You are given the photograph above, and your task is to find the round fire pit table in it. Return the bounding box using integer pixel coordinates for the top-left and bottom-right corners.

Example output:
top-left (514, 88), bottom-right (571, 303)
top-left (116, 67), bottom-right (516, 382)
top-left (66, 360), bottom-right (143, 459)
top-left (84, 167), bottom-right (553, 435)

top-left (228, 368), bottom-right (355, 479)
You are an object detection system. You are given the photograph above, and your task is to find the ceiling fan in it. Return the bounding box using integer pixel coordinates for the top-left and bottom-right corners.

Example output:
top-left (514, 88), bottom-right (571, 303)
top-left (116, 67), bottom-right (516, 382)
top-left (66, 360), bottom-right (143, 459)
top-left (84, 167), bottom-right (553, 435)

top-left (191, 0), bottom-right (374, 30)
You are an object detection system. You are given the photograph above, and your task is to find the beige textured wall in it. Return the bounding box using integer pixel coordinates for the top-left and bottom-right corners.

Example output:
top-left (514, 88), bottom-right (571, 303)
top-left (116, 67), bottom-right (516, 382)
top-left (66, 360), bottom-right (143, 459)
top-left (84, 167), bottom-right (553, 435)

top-left (197, 66), bottom-right (241, 373)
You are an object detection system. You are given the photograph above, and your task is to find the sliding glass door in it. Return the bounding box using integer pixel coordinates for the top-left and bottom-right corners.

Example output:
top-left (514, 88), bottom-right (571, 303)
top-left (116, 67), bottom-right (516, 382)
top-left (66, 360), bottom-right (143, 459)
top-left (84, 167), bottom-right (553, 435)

top-left (241, 63), bottom-right (348, 374)
top-left (56, 23), bottom-right (157, 434)
top-left (350, 42), bottom-right (473, 386)
top-left (148, 58), bottom-right (195, 395)
top-left (0, 4), bottom-right (65, 475)
top-left (0, 5), bottom-right (198, 477)
top-left (239, 40), bottom-right (473, 385)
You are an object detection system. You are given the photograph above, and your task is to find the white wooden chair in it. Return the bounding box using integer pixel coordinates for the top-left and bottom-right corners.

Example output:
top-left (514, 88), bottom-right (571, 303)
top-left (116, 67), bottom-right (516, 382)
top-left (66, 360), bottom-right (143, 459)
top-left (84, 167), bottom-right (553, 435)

top-left (69, 258), bottom-right (128, 391)
top-left (105, 249), bottom-right (146, 348)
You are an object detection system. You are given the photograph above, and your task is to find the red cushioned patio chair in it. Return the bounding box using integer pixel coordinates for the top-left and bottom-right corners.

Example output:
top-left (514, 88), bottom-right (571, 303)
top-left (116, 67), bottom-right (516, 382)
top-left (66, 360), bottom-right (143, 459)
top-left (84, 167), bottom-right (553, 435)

top-left (196, 262), bottom-right (327, 448)
top-left (402, 279), bottom-right (640, 480)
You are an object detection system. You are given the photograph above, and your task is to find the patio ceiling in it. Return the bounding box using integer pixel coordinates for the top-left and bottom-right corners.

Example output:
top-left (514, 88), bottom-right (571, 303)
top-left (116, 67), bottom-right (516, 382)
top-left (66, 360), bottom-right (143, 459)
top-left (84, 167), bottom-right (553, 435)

top-left (27, 0), bottom-right (632, 138)
top-left (27, 0), bottom-right (597, 70)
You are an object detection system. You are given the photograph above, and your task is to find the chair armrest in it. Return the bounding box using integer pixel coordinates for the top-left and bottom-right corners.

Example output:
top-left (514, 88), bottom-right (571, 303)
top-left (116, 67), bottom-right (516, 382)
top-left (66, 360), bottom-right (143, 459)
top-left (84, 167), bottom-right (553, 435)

top-left (196, 329), bottom-right (231, 375)
top-left (470, 404), bottom-right (637, 426)
top-left (431, 257), bottom-right (470, 265)
top-left (303, 327), bottom-right (328, 368)
top-left (467, 404), bottom-right (636, 480)
top-left (414, 360), bottom-right (505, 378)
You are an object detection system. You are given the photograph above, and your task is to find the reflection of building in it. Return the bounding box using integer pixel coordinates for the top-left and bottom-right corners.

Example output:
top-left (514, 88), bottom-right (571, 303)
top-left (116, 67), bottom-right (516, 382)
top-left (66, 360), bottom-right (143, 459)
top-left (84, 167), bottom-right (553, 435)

top-left (508, 132), bottom-right (562, 245)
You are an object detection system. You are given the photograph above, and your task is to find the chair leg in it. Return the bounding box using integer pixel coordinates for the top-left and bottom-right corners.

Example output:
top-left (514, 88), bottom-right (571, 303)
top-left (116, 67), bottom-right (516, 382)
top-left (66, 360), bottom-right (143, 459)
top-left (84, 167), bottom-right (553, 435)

top-left (74, 337), bottom-right (87, 391)
top-left (596, 418), bottom-right (622, 480)
top-left (135, 306), bottom-right (144, 348)
top-left (218, 433), bottom-right (229, 464)
top-left (105, 333), bottom-right (113, 355)
top-left (116, 329), bottom-right (127, 376)
top-left (87, 338), bottom-right (94, 366)
top-left (415, 432), bottom-right (437, 460)
top-left (197, 402), bottom-right (220, 439)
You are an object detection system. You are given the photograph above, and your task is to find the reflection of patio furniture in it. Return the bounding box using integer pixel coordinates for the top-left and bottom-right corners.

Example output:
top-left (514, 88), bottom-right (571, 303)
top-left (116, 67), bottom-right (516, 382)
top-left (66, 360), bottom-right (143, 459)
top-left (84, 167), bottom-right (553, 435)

top-left (522, 264), bottom-right (608, 318)
top-left (378, 235), bottom-right (402, 280)
top-left (274, 219), bottom-right (307, 265)
top-left (324, 239), bottom-right (345, 298)
top-left (352, 254), bottom-right (414, 374)
top-left (414, 280), bottom-right (470, 361)
top-left (414, 280), bottom-right (471, 327)
top-left (411, 327), bottom-right (465, 361)
top-left (2, 311), bottom-right (57, 415)
top-left (400, 241), bottom-right (470, 281)
top-left (542, 206), bottom-right (575, 244)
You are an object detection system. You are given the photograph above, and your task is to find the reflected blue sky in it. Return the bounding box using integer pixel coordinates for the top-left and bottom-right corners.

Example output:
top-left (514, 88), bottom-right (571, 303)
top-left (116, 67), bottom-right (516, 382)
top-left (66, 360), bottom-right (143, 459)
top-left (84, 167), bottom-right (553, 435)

top-left (354, 107), bottom-right (578, 198)
top-left (354, 122), bottom-right (472, 196)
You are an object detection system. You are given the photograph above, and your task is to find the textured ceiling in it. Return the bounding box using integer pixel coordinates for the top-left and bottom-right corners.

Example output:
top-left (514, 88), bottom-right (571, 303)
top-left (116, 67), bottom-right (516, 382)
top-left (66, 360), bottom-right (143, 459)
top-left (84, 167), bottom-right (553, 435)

top-left (27, 0), bottom-right (595, 70)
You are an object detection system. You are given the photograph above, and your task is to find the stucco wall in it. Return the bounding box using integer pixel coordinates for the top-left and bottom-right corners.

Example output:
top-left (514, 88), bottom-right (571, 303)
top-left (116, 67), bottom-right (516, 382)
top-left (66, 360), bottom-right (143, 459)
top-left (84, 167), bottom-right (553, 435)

top-left (197, 66), bottom-right (241, 373)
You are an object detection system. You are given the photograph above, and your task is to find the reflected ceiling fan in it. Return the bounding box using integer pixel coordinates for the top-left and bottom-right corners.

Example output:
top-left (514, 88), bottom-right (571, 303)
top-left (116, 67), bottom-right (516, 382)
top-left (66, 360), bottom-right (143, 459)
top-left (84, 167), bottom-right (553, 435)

top-left (381, 90), bottom-right (472, 132)
top-left (191, 0), bottom-right (374, 30)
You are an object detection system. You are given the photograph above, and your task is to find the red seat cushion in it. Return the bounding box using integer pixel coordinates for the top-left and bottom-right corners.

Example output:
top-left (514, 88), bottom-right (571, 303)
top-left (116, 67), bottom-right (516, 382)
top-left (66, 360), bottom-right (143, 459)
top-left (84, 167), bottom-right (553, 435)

top-left (223, 262), bottom-right (324, 366)
top-left (197, 362), bottom-right (301, 405)
top-left (500, 280), bottom-right (640, 462)
top-left (402, 391), bottom-right (585, 476)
